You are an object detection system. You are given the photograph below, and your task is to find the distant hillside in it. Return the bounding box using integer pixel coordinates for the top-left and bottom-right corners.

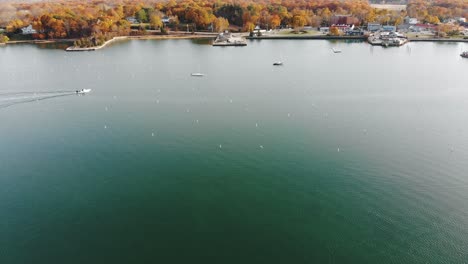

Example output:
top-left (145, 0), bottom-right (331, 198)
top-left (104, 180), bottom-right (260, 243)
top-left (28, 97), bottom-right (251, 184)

top-left (369, 0), bottom-right (407, 3)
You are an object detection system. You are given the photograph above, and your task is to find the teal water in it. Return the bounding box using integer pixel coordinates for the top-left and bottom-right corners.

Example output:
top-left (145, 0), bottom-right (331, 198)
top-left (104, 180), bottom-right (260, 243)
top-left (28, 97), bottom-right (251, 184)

top-left (1, 39), bottom-right (468, 263)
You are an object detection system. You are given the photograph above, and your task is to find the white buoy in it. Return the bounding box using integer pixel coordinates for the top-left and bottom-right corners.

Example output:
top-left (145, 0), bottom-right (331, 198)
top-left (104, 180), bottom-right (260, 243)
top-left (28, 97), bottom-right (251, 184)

top-left (152, 132), bottom-right (154, 137)
top-left (287, 113), bottom-right (291, 117)
top-left (255, 123), bottom-right (258, 127)
top-left (260, 145), bottom-right (264, 149)
top-left (230, 99), bottom-right (233, 103)
top-left (196, 119), bottom-right (199, 123)
top-left (337, 148), bottom-right (340, 152)
top-left (219, 144), bottom-right (222, 149)
top-left (104, 125), bottom-right (107, 129)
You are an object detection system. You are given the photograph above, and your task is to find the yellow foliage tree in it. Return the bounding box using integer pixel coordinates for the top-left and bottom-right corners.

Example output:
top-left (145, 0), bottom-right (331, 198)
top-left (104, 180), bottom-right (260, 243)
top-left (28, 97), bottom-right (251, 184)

top-left (244, 21), bottom-right (255, 32)
top-left (213, 17), bottom-right (229, 32)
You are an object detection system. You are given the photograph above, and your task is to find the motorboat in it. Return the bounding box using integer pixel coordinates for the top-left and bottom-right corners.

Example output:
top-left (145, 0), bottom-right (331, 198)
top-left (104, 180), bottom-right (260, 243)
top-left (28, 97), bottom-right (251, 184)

top-left (461, 51), bottom-right (468, 58)
top-left (76, 89), bottom-right (92, 94)
top-left (273, 61), bottom-right (283, 66)
top-left (191, 73), bottom-right (205, 77)
top-left (332, 48), bottom-right (342, 53)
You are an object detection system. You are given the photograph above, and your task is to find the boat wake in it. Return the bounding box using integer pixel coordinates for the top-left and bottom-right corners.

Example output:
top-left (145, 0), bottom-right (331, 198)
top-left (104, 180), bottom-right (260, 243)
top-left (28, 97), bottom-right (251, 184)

top-left (0, 90), bottom-right (77, 109)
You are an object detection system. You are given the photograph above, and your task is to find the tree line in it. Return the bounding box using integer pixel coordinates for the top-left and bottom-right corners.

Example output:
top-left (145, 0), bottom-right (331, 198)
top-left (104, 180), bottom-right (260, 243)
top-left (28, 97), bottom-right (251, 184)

top-left (0, 0), bottom-right (466, 42)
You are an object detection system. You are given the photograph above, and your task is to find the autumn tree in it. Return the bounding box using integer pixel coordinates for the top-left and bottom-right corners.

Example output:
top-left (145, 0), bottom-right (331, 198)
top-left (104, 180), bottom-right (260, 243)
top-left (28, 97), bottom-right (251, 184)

top-left (244, 21), bottom-right (255, 32)
top-left (213, 17), bottom-right (229, 32)
top-left (150, 14), bottom-right (163, 29)
top-left (0, 34), bottom-right (9, 43)
top-left (269, 14), bottom-right (281, 29)
top-left (6, 19), bottom-right (24, 33)
top-left (329, 26), bottom-right (340, 36)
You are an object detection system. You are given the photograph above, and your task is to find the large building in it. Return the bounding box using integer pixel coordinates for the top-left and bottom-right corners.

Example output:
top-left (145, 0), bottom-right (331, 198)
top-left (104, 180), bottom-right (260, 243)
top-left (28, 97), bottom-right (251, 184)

top-left (330, 15), bottom-right (359, 26)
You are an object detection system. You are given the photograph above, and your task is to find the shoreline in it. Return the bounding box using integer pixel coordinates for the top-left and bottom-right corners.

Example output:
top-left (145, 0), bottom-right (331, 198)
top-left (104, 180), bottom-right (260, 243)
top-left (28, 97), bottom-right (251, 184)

top-left (2, 33), bottom-right (468, 50)
top-left (67, 34), bottom-right (217, 51)
top-left (248, 35), bottom-right (468, 43)
top-left (2, 33), bottom-right (217, 50)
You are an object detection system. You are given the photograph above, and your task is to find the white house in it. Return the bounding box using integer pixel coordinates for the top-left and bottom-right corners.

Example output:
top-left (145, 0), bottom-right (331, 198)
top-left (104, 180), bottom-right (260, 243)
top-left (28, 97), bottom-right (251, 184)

top-left (126, 17), bottom-right (139, 24)
top-left (21, 25), bottom-right (37, 35)
top-left (162, 17), bottom-right (171, 24)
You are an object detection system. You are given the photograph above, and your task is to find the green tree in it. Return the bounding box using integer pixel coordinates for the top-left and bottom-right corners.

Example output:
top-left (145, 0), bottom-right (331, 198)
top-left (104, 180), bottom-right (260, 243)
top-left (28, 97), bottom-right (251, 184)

top-left (136, 9), bottom-right (148, 23)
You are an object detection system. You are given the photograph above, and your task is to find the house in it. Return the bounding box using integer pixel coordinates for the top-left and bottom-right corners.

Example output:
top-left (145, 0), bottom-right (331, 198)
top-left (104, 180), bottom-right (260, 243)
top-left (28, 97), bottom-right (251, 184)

top-left (382, 25), bottom-right (397, 32)
top-left (331, 24), bottom-right (354, 33)
top-left (21, 25), bottom-right (37, 35)
top-left (126, 17), bottom-right (139, 24)
top-left (413, 24), bottom-right (437, 32)
top-left (367, 23), bottom-right (381, 32)
top-left (162, 17), bottom-right (171, 24)
top-left (404, 17), bottom-right (418, 25)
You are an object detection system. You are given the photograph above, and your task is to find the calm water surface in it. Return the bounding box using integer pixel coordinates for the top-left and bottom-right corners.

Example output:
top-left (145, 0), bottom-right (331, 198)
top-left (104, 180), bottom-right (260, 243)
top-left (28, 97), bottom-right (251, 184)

top-left (1, 39), bottom-right (468, 263)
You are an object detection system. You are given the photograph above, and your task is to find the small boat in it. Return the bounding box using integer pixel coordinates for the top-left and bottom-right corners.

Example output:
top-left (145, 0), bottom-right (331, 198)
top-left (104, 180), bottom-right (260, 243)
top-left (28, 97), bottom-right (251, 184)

top-left (332, 48), bottom-right (341, 53)
top-left (461, 51), bottom-right (468, 58)
top-left (191, 73), bottom-right (205, 77)
top-left (273, 61), bottom-right (283, 66)
top-left (76, 89), bottom-right (91, 94)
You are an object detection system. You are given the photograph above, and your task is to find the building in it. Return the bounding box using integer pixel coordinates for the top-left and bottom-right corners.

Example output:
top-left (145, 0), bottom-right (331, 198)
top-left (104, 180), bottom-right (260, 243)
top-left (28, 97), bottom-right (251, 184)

top-left (331, 15), bottom-right (359, 26)
top-left (126, 17), bottom-right (139, 24)
top-left (319, 27), bottom-right (330, 33)
top-left (346, 29), bottom-right (364, 36)
top-left (21, 25), bottom-right (37, 35)
top-left (331, 24), bottom-right (354, 33)
top-left (404, 17), bottom-right (419, 25)
top-left (412, 24), bottom-right (437, 32)
top-left (367, 23), bottom-right (381, 32)
top-left (162, 17), bottom-right (171, 24)
top-left (382, 25), bottom-right (397, 32)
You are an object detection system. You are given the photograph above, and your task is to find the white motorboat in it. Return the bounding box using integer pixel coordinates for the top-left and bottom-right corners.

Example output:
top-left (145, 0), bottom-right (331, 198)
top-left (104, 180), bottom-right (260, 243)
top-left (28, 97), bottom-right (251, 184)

top-left (76, 89), bottom-right (92, 94)
top-left (273, 61), bottom-right (283, 66)
top-left (332, 48), bottom-right (341, 53)
top-left (191, 73), bottom-right (205, 77)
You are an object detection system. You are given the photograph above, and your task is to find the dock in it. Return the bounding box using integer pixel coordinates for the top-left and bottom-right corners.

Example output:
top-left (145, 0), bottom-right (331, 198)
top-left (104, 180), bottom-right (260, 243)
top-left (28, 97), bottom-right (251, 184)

top-left (212, 32), bottom-right (247, 46)
top-left (367, 32), bottom-right (408, 47)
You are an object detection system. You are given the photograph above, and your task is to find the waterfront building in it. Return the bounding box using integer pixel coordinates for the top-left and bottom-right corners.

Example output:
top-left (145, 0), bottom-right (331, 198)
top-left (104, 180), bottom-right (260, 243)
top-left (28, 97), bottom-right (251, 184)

top-left (367, 23), bottom-right (382, 32)
top-left (21, 25), bottom-right (37, 35)
top-left (382, 25), bottom-right (397, 32)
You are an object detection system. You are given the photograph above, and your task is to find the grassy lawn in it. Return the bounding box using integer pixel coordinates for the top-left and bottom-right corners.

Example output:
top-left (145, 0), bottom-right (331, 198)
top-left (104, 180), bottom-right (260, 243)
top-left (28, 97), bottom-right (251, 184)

top-left (406, 32), bottom-right (435, 38)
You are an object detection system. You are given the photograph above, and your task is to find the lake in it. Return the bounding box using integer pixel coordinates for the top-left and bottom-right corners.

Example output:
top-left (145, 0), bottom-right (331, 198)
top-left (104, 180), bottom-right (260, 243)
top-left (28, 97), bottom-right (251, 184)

top-left (1, 39), bottom-right (468, 263)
